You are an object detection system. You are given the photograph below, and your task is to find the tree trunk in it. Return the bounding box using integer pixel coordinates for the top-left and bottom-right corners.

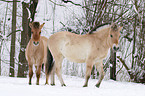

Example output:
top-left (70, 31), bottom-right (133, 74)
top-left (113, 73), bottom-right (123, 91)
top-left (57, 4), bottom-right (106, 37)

top-left (17, 2), bottom-right (29, 77)
top-left (28, 0), bottom-right (38, 38)
top-left (0, 41), bottom-right (2, 76)
top-left (110, 49), bottom-right (116, 80)
top-left (131, 15), bottom-right (137, 69)
top-left (9, 0), bottom-right (17, 77)
top-left (52, 0), bottom-right (56, 33)
top-left (0, 19), bottom-right (2, 75)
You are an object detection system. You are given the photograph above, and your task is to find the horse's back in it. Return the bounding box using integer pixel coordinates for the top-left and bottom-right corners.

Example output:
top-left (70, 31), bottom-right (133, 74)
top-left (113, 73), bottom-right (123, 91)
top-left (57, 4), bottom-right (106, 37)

top-left (48, 31), bottom-right (91, 63)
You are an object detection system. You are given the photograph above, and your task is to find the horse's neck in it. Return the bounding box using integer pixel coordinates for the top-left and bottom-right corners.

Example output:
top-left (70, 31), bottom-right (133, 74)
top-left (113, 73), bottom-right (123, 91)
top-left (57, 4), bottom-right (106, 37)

top-left (95, 27), bottom-right (109, 37)
top-left (94, 28), bottom-right (112, 48)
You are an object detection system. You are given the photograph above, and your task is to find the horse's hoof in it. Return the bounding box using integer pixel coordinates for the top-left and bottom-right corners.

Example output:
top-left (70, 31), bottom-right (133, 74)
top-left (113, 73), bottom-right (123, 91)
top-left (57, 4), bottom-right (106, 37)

top-left (51, 84), bottom-right (55, 86)
top-left (61, 84), bottom-right (66, 87)
top-left (95, 84), bottom-right (100, 88)
top-left (29, 83), bottom-right (32, 85)
top-left (36, 83), bottom-right (39, 85)
top-left (83, 85), bottom-right (88, 87)
top-left (45, 83), bottom-right (49, 85)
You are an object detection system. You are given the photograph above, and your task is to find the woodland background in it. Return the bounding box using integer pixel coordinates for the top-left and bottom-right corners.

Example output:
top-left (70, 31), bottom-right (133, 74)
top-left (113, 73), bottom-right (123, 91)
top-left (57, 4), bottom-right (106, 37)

top-left (0, 0), bottom-right (144, 84)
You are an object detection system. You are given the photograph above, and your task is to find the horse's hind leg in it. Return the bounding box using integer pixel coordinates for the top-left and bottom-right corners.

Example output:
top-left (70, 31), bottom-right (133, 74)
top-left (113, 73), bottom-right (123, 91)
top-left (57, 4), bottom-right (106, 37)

top-left (45, 74), bottom-right (49, 85)
top-left (83, 60), bottom-right (94, 87)
top-left (45, 69), bottom-right (53, 85)
top-left (95, 61), bottom-right (104, 88)
top-left (36, 64), bottom-right (42, 85)
top-left (45, 71), bottom-right (55, 85)
top-left (45, 63), bottom-right (55, 85)
top-left (51, 67), bottom-right (55, 86)
top-left (55, 56), bottom-right (66, 86)
top-left (28, 64), bottom-right (33, 85)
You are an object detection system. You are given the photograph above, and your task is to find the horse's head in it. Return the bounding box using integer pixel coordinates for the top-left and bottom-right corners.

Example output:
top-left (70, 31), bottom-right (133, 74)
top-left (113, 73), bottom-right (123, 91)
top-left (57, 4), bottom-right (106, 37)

top-left (109, 23), bottom-right (122, 51)
top-left (29, 22), bottom-right (45, 46)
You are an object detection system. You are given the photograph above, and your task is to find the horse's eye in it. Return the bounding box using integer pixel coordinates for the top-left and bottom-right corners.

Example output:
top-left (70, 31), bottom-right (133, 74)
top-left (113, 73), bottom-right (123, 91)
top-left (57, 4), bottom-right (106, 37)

top-left (110, 35), bottom-right (113, 38)
top-left (39, 32), bottom-right (41, 34)
top-left (31, 32), bottom-right (33, 34)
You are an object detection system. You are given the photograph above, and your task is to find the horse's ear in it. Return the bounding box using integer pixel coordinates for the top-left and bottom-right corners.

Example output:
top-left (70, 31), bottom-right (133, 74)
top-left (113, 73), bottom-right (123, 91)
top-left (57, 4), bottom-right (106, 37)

top-left (29, 23), bottom-right (32, 28)
top-left (40, 23), bottom-right (45, 29)
top-left (118, 26), bottom-right (123, 31)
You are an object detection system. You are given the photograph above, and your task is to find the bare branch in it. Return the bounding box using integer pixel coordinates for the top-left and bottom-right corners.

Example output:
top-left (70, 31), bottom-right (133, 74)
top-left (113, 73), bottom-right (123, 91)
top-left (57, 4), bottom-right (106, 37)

top-left (6, 30), bottom-right (21, 37)
top-left (62, 0), bottom-right (94, 12)
top-left (0, 0), bottom-right (20, 2)
top-left (49, 0), bottom-right (66, 7)
top-left (88, 0), bottom-right (108, 34)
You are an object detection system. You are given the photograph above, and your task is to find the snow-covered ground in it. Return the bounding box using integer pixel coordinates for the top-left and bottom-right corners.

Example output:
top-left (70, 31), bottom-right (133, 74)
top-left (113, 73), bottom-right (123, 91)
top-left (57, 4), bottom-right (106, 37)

top-left (0, 75), bottom-right (145, 96)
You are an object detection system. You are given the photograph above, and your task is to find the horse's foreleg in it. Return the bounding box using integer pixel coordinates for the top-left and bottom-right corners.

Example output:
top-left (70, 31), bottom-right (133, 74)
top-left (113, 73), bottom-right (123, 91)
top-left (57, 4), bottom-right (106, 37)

top-left (36, 64), bottom-right (42, 85)
top-left (29, 64), bottom-right (33, 85)
top-left (83, 61), bottom-right (93, 87)
top-left (95, 62), bottom-right (104, 88)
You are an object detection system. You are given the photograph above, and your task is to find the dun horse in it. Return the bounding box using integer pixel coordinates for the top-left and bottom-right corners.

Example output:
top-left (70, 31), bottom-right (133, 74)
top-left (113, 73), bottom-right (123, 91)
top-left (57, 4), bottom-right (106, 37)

top-left (48, 23), bottom-right (122, 88)
top-left (25, 22), bottom-right (53, 85)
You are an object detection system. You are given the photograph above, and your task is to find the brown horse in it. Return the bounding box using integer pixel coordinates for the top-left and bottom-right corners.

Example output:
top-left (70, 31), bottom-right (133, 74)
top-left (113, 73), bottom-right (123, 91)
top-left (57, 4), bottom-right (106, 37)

top-left (25, 22), bottom-right (54, 85)
top-left (48, 23), bottom-right (122, 88)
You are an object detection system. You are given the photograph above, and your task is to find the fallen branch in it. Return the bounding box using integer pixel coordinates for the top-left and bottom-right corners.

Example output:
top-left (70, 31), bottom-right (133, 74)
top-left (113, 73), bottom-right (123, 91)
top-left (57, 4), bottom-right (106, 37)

top-left (117, 56), bottom-right (134, 79)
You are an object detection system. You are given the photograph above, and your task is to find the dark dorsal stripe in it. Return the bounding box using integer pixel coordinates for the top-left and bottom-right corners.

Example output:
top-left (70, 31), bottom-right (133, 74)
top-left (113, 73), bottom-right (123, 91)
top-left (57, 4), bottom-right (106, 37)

top-left (88, 23), bottom-right (111, 34)
top-left (32, 22), bottom-right (40, 29)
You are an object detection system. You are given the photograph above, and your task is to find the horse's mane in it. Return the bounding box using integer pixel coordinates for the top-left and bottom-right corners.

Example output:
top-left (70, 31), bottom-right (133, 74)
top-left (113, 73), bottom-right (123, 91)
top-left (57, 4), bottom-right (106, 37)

top-left (88, 23), bottom-right (111, 34)
top-left (32, 22), bottom-right (40, 29)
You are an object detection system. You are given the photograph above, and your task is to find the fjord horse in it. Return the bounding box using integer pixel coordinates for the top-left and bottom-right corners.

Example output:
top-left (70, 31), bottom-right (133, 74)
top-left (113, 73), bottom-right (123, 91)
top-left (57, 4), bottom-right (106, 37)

top-left (48, 23), bottom-right (122, 87)
top-left (25, 22), bottom-right (53, 85)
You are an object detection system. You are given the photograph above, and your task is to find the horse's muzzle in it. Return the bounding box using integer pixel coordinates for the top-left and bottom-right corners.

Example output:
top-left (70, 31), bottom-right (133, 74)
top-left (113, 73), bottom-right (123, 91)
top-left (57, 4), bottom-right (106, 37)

top-left (33, 41), bottom-right (39, 46)
top-left (112, 44), bottom-right (119, 52)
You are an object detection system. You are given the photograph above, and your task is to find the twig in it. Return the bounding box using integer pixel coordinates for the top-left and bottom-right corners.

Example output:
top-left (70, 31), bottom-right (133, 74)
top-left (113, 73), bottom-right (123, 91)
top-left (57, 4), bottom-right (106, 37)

top-left (116, 64), bottom-right (123, 75)
top-left (49, 0), bottom-right (66, 7)
top-left (6, 30), bottom-right (21, 37)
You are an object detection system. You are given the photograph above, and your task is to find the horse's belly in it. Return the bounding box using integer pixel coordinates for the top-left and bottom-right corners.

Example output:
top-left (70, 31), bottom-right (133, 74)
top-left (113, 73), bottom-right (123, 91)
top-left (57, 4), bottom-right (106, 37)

top-left (66, 57), bottom-right (86, 63)
top-left (60, 39), bottom-right (90, 63)
top-left (63, 50), bottom-right (87, 63)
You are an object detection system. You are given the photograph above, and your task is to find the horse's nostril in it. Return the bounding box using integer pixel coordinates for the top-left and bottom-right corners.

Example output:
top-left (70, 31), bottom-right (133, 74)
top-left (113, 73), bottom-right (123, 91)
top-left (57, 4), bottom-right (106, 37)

top-left (113, 46), bottom-right (116, 50)
top-left (117, 47), bottom-right (119, 50)
top-left (113, 46), bottom-right (119, 51)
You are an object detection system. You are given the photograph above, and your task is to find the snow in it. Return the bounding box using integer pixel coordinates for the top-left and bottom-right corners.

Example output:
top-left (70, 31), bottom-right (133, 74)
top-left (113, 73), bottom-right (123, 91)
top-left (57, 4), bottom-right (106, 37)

top-left (0, 1), bottom-right (144, 95)
top-left (0, 75), bottom-right (145, 96)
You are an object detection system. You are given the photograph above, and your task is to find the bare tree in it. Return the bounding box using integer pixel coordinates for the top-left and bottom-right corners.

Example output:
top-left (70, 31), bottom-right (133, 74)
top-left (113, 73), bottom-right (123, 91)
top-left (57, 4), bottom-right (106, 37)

top-left (9, 0), bottom-right (17, 77)
top-left (17, 0), bottom-right (38, 77)
top-left (17, 2), bottom-right (29, 77)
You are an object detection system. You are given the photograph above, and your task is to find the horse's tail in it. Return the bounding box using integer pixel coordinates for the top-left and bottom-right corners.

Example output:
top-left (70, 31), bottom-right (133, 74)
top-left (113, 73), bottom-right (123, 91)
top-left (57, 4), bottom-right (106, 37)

top-left (46, 47), bottom-right (54, 75)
